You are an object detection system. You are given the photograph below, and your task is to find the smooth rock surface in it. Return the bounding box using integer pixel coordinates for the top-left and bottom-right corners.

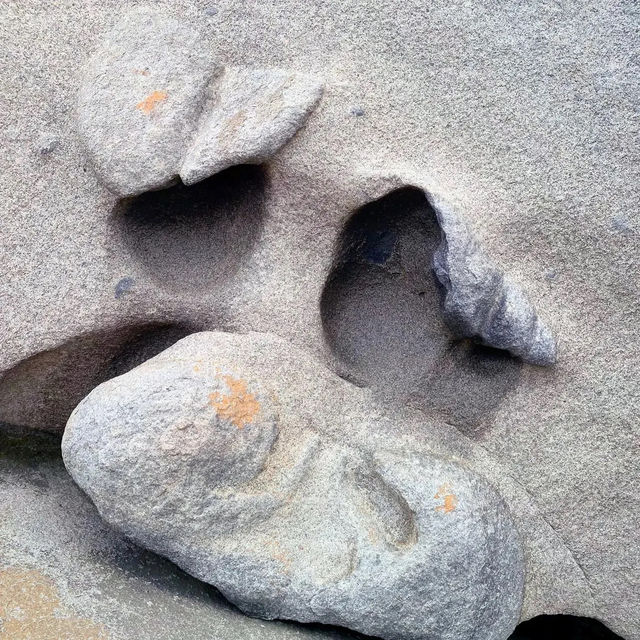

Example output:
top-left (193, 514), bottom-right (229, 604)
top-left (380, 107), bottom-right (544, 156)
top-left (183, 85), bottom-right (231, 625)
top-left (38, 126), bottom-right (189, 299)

top-left (63, 331), bottom-right (525, 640)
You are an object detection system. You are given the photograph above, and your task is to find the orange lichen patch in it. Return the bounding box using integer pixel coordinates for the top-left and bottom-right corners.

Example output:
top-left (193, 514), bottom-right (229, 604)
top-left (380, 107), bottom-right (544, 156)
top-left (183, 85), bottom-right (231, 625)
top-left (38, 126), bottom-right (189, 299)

top-left (136, 90), bottom-right (168, 114)
top-left (434, 482), bottom-right (458, 514)
top-left (132, 68), bottom-right (150, 76)
top-left (208, 374), bottom-right (260, 429)
top-left (0, 567), bottom-right (108, 639)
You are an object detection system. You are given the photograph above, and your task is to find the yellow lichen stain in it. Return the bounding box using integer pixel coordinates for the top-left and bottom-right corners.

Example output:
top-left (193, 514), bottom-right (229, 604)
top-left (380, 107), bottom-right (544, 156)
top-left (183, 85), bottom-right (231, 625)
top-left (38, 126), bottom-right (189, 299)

top-left (208, 374), bottom-right (260, 429)
top-left (434, 482), bottom-right (458, 514)
top-left (0, 567), bottom-right (108, 639)
top-left (136, 90), bottom-right (168, 114)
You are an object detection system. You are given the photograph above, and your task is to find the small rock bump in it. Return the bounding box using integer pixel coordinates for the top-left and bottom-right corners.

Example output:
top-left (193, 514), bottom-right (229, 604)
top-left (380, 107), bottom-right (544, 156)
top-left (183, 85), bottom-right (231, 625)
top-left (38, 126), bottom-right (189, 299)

top-left (180, 68), bottom-right (323, 185)
top-left (38, 138), bottom-right (60, 155)
top-left (114, 276), bottom-right (135, 299)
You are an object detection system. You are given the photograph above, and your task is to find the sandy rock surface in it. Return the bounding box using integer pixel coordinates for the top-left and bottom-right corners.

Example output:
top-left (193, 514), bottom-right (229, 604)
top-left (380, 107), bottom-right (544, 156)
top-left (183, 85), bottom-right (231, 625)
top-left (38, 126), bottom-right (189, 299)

top-left (1, 1), bottom-right (638, 639)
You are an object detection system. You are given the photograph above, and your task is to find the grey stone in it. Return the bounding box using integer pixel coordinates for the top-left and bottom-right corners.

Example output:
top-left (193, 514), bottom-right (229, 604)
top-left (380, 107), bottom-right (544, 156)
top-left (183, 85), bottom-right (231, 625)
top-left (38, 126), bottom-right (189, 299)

top-left (0, 428), bottom-right (360, 640)
top-left (2, 1), bottom-right (639, 638)
top-left (63, 331), bottom-right (525, 640)
top-left (76, 8), bottom-right (219, 197)
top-left (428, 193), bottom-right (557, 366)
top-left (180, 67), bottom-right (322, 185)
top-left (77, 9), bottom-right (322, 196)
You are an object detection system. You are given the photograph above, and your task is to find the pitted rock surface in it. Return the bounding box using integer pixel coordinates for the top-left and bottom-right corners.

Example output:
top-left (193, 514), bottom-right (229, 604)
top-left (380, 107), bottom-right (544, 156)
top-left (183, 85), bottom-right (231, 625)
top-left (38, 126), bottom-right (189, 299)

top-left (62, 331), bottom-right (525, 640)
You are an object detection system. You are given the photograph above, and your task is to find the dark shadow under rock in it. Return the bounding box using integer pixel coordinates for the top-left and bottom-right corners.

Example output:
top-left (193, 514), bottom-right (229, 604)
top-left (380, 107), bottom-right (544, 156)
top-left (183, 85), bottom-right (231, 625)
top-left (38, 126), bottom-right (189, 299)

top-left (114, 164), bottom-right (266, 293)
top-left (0, 323), bottom-right (194, 433)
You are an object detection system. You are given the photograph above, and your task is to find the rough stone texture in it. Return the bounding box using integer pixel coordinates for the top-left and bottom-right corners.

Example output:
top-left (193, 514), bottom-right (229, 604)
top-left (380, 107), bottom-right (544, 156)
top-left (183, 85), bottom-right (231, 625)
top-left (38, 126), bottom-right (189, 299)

top-left (76, 8), bottom-right (219, 197)
top-left (63, 331), bottom-right (525, 640)
top-left (0, 429), bottom-right (365, 640)
top-left (428, 194), bottom-right (557, 365)
top-left (77, 9), bottom-right (322, 196)
top-left (181, 67), bottom-right (323, 185)
top-left (1, 1), bottom-right (638, 639)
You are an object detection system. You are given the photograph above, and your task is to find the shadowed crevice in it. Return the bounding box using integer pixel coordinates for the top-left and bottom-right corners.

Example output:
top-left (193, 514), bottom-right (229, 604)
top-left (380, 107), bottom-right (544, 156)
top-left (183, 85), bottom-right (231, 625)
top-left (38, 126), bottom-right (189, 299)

top-left (320, 187), bottom-right (522, 435)
top-left (0, 323), bottom-right (195, 433)
top-left (509, 615), bottom-right (625, 640)
top-left (114, 164), bottom-right (267, 293)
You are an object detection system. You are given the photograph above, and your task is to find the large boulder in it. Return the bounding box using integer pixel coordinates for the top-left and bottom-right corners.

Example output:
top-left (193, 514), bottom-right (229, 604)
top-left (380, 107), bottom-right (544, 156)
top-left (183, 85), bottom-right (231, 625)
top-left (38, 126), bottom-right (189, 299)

top-left (62, 331), bottom-right (525, 640)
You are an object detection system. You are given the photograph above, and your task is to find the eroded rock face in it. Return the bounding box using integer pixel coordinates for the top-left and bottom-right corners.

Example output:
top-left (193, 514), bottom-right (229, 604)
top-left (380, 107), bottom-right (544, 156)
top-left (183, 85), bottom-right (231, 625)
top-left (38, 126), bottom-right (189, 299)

top-left (76, 8), bottom-right (218, 197)
top-left (77, 8), bottom-right (323, 197)
top-left (62, 331), bottom-right (525, 640)
top-left (4, 1), bottom-right (639, 638)
top-left (428, 194), bottom-right (557, 366)
top-left (180, 67), bottom-right (323, 185)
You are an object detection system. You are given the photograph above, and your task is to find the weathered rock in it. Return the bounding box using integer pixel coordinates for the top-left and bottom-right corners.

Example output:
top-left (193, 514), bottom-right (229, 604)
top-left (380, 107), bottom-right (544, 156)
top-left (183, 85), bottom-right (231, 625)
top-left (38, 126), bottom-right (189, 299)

top-left (77, 9), bottom-right (323, 197)
top-left (76, 8), bottom-right (219, 197)
top-left (0, 324), bottom-right (194, 432)
top-left (0, 428), bottom-right (361, 640)
top-left (180, 67), bottom-right (323, 185)
top-left (428, 193), bottom-right (557, 366)
top-left (62, 331), bottom-right (525, 640)
top-left (2, 1), bottom-right (639, 638)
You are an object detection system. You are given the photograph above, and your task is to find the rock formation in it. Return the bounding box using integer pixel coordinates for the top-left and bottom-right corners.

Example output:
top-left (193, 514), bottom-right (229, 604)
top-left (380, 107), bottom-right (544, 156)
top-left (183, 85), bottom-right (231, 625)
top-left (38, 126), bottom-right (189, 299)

top-left (1, 2), bottom-right (638, 640)
top-left (77, 8), bottom-right (323, 197)
top-left (429, 194), bottom-right (556, 366)
top-left (62, 331), bottom-right (525, 640)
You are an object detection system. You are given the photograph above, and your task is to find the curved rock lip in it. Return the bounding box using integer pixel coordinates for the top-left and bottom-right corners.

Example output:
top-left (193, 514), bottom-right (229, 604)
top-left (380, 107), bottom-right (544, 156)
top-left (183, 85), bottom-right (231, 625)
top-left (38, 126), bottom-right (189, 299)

top-left (427, 192), bottom-right (557, 366)
top-left (62, 330), bottom-right (525, 640)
